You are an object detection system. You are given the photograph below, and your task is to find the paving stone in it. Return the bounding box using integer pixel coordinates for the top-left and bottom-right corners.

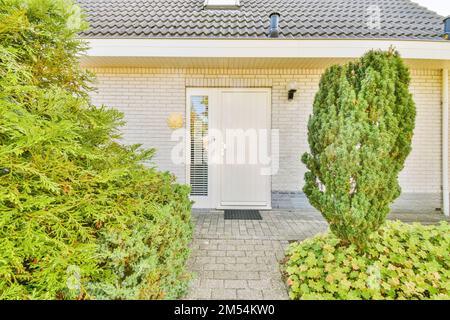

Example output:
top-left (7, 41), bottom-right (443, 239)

top-left (237, 289), bottom-right (264, 300)
top-left (196, 256), bottom-right (216, 264)
top-left (243, 263), bottom-right (273, 272)
top-left (236, 271), bottom-right (261, 280)
top-left (226, 250), bottom-right (246, 257)
top-left (186, 288), bottom-right (212, 300)
top-left (256, 256), bottom-right (278, 264)
top-left (211, 289), bottom-right (237, 300)
top-left (207, 250), bottom-right (226, 257)
top-left (235, 257), bottom-right (257, 264)
top-left (214, 271), bottom-right (240, 280)
top-left (200, 271), bottom-right (215, 279)
top-left (247, 279), bottom-right (273, 289)
top-left (224, 263), bottom-right (250, 271)
top-left (204, 263), bottom-right (225, 271)
top-left (216, 257), bottom-right (236, 264)
top-left (224, 280), bottom-right (248, 289)
top-left (238, 244), bottom-right (255, 251)
top-left (245, 250), bottom-right (266, 257)
top-left (254, 245), bottom-right (274, 251)
top-left (262, 288), bottom-right (289, 300)
top-left (189, 263), bottom-right (203, 272)
top-left (218, 244), bottom-right (236, 251)
top-left (202, 279), bottom-right (223, 289)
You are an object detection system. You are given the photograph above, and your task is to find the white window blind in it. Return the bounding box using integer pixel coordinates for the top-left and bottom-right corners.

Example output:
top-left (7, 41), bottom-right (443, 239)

top-left (190, 96), bottom-right (209, 196)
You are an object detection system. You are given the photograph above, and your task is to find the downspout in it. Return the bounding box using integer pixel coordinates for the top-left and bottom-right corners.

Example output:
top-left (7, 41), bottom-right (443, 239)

top-left (442, 68), bottom-right (449, 217)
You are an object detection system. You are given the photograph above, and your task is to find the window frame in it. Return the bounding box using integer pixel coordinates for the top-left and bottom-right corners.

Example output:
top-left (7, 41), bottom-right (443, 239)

top-left (203, 0), bottom-right (240, 10)
top-left (189, 94), bottom-right (209, 197)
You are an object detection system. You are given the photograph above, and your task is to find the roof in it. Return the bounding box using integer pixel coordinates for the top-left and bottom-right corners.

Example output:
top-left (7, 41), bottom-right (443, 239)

top-left (78, 0), bottom-right (445, 41)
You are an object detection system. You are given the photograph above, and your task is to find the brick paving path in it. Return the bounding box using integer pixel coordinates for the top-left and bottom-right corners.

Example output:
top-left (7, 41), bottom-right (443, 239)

top-left (185, 209), bottom-right (448, 300)
top-left (185, 210), bottom-right (328, 300)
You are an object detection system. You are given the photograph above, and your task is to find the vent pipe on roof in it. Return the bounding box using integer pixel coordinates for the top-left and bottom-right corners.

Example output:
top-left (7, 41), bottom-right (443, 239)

top-left (268, 12), bottom-right (280, 38)
top-left (445, 16), bottom-right (450, 39)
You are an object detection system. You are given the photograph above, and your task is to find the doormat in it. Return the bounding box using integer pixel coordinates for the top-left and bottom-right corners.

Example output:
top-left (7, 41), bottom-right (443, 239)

top-left (224, 210), bottom-right (262, 220)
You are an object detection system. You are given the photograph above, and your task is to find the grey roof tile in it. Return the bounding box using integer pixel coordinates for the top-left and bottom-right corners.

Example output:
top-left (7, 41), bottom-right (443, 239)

top-left (77, 0), bottom-right (445, 40)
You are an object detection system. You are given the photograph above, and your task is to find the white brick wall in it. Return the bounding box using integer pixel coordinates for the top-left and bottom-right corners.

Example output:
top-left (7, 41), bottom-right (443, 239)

top-left (400, 70), bottom-right (442, 193)
top-left (90, 69), bottom-right (186, 180)
top-left (88, 67), bottom-right (443, 211)
top-left (448, 72), bottom-right (450, 199)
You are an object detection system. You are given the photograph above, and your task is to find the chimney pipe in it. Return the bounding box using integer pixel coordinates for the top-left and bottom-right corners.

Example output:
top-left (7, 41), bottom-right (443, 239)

top-left (445, 16), bottom-right (450, 39)
top-left (268, 12), bottom-right (280, 38)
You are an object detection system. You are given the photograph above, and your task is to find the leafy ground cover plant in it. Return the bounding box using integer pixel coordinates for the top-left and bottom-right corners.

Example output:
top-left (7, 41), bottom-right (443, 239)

top-left (0, 0), bottom-right (192, 299)
top-left (284, 221), bottom-right (450, 300)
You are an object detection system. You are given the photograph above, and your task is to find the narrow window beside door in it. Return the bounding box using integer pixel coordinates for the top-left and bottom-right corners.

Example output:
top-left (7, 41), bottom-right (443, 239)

top-left (190, 96), bottom-right (209, 196)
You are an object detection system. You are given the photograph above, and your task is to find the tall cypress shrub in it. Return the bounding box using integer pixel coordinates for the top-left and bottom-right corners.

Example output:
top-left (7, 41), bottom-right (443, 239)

top-left (302, 48), bottom-right (416, 248)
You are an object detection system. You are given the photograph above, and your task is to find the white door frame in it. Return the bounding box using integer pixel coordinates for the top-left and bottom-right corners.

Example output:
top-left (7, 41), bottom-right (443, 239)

top-left (186, 87), bottom-right (272, 209)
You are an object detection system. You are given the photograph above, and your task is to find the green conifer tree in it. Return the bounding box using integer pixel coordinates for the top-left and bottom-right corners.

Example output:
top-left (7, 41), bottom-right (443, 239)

top-left (0, 0), bottom-right (192, 299)
top-left (302, 49), bottom-right (416, 248)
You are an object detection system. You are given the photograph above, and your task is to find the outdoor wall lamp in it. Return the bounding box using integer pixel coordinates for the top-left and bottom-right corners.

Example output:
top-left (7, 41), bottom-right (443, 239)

top-left (287, 80), bottom-right (298, 100)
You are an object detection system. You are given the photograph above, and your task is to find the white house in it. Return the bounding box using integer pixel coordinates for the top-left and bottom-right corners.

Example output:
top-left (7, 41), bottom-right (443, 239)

top-left (78, 0), bottom-right (450, 216)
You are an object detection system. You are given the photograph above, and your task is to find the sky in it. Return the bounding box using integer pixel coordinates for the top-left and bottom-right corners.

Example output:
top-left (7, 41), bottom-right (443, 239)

top-left (411, 0), bottom-right (450, 16)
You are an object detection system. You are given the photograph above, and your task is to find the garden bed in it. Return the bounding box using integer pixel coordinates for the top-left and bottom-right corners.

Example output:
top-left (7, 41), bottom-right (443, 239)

top-left (284, 221), bottom-right (450, 300)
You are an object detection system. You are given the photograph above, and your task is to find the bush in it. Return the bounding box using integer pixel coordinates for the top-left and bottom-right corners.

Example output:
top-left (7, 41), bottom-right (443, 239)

top-left (302, 49), bottom-right (416, 248)
top-left (0, 0), bottom-right (192, 299)
top-left (284, 221), bottom-right (450, 300)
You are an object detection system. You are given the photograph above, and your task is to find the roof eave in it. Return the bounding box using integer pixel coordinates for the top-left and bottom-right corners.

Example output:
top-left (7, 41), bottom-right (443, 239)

top-left (81, 37), bottom-right (450, 61)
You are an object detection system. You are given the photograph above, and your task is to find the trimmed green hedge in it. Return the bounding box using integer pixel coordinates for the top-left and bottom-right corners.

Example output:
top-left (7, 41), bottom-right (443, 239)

top-left (0, 0), bottom-right (192, 299)
top-left (285, 221), bottom-right (450, 300)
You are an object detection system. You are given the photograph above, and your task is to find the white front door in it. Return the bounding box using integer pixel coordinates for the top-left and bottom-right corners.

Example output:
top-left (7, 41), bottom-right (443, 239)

top-left (218, 89), bottom-right (271, 209)
top-left (186, 88), bottom-right (271, 209)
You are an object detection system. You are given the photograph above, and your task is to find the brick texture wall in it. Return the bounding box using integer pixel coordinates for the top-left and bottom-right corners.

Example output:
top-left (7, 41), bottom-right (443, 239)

top-left (88, 67), bottom-right (444, 212)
